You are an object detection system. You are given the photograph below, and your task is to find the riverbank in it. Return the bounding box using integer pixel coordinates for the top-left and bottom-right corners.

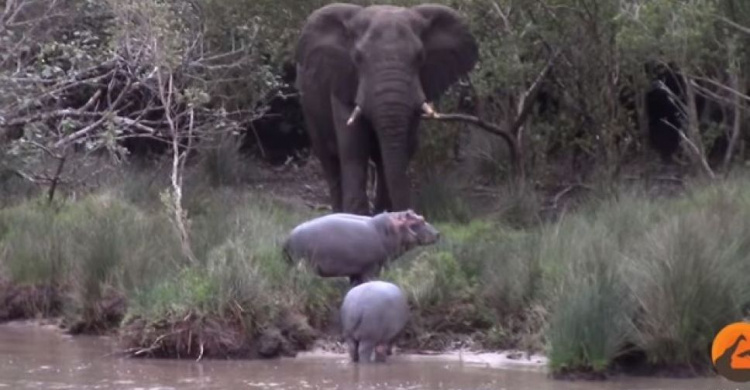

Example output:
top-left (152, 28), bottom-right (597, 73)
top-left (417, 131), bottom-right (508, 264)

top-left (1, 318), bottom-right (550, 372)
top-left (0, 167), bottom-right (748, 379)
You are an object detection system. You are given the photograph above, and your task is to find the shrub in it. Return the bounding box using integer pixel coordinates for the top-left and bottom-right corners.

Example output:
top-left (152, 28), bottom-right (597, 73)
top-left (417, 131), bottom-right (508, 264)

top-left (626, 185), bottom-right (750, 369)
top-left (538, 196), bottom-right (647, 374)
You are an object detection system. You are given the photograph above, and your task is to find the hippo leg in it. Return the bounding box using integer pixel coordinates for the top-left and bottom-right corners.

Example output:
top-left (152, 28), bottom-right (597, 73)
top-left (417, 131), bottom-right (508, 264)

top-left (347, 338), bottom-right (359, 362)
top-left (352, 267), bottom-right (378, 287)
top-left (358, 340), bottom-right (376, 363)
top-left (386, 342), bottom-right (393, 356)
top-left (349, 274), bottom-right (363, 287)
top-left (374, 344), bottom-right (388, 362)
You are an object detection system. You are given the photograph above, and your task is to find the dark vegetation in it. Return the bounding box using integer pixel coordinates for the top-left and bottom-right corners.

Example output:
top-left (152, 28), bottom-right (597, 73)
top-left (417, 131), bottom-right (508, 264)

top-left (1, 0), bottom-right (750, 380)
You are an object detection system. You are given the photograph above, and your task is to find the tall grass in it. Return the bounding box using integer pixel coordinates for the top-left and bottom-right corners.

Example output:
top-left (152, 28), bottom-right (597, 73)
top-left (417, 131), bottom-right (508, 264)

top-left (413, 171), bottom-right (471, 223)
top-left (0, 200), bottom-right (67, 288)
top-left (625, 183), bottom-right (750, 368)
top-left (538, 205), bottom-right (638, 374)
top-left (1, 168), bottom-right (750, 372)
top-left (539, 178), bottom-right (750, 374)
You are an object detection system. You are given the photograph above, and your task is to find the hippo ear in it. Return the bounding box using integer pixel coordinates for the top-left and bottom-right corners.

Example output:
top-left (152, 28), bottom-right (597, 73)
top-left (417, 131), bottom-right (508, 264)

top-left (393, 211), bottom-right (409, 222)
top-left (403, 209), bottom-right (425, 224)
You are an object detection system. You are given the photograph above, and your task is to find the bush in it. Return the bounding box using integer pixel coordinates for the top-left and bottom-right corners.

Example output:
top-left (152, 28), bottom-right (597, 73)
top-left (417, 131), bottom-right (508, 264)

top-left (0, 200), bottom-right (67, 289)
top-left (538, 206), bottom-right (638, 374)
top-left (540, 178), bottom-right (750, 375)
top-left (626, 183), bottom-right (750, 368)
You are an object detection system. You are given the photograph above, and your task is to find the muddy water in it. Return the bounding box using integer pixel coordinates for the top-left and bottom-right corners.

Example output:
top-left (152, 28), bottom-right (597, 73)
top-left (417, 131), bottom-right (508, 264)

top-left (0, 323), bottom-right (729, 390)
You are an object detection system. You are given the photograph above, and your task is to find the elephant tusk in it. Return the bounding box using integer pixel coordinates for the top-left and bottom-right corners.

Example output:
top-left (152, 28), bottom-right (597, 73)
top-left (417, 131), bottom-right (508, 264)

top-left (347, 106), bottom-right (362, 126)
top-left (421, 102), bottom-right (439, 118)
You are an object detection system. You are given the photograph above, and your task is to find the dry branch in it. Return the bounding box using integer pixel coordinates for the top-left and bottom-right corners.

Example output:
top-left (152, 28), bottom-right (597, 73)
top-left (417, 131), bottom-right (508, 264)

top-left (421, 50), bottom-right (561, 178)
top-left (512, 49), bottom-right (561, 138)
top-left (422, 112), bottom-right (519, 172)
top-left (722, 71), bottom-right (744, 171)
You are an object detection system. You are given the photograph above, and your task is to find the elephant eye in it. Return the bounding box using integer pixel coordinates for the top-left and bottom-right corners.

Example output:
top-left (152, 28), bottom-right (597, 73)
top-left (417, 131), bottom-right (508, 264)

top-left (415, 49), bottom-right (426, 66)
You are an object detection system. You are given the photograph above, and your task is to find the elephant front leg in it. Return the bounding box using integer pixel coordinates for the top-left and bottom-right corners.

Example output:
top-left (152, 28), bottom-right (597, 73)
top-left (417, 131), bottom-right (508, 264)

top-left (372, 157), bottom-right (391, 214)
top-left (340, 159), bottom-right (370, 215)
top-left (319, 154), bottom-right (343, 212)
top-left (332, 99), bottom-right (370, 215)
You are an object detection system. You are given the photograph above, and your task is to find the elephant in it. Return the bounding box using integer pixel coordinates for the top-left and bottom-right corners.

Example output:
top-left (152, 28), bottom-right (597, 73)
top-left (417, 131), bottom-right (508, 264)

top-left (282, 209), bottom-right (440, 286)
top-left (294, 3), bottom-right (479, 215)
top-left (340, 280), bottom-right (410, 363)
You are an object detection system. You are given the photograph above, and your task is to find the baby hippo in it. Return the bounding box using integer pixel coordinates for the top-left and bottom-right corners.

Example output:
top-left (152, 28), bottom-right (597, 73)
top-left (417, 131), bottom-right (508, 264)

top-left (282, 209), bottom-right (440, 286)
top-left (340, 280), bottom-right (409, 363)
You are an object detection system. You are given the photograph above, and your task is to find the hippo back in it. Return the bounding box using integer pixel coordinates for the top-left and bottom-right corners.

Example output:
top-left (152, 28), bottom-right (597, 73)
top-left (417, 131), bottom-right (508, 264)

top-left (341, 281), bottom-right (409, 342)
top-left (284, 214), bottom-right (389, 277)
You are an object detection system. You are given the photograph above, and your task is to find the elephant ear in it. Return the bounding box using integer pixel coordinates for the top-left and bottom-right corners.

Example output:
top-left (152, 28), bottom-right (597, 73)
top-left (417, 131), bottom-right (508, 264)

top-left (295, 4), bottom-right (363, 99)
top-left (412, 4), bottom-right (479, 102)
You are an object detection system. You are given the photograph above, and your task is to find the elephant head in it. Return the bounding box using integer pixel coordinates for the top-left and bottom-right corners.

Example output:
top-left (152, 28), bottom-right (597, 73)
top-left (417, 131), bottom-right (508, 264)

top-left (295, 3), bottom-right (478, 212)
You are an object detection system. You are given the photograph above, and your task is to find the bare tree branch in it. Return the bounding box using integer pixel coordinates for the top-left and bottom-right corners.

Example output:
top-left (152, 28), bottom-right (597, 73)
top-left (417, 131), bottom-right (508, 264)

top-left (422, 112), bottom-right (519, 173)
top-left (723, 71), bottom-right (744, 171)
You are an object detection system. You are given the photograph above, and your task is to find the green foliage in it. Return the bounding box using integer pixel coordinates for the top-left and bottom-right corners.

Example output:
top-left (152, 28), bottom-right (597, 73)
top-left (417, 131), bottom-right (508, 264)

top-left (539, 211), bottom-right (636, 373)
top-left (617, 0), bottom-right (721, 69)
top-left (0, 200), bottom-right (67, 286)
top-left (413, 171), bottom-right (471, 223)
top-left (195, 134), bottom-right (250, 188)
top-left (0, 192), bottom-right (181, 328)
top-left (626, 181), bottom-right (750, 367)
top-left (547, 268), bottom-right (634, 373)
top-left (3, 170), bottom-right (750, 372)
top-left (539, 178), bottom-right (750, 374)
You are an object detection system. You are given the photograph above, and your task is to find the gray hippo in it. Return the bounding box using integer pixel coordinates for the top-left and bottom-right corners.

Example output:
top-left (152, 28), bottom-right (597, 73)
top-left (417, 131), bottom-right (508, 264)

top-left (340, 280), bottom-right (410, 363)
top-left (282, 209), bottom-right (440, 286)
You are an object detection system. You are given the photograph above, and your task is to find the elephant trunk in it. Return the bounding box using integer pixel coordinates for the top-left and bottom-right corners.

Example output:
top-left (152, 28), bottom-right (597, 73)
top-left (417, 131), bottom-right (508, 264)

top-left (372, 101), bottom-right (413, 211)
top-left (353, 62), bottom-right (427, 212)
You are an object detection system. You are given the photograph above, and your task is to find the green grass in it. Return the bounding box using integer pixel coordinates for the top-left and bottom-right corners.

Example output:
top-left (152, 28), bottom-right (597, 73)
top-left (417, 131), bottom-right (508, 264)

top-left (538, 178), bottom-right (750, 374)
top-left (1, 169), bottom-right (750, 373)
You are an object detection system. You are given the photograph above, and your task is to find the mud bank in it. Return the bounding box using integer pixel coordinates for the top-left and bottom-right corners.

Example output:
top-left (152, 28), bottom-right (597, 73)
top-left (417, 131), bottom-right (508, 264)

top-left (4, 319), bottom-right (550, 373)
top-left (296, 345), bottom-right (549, 372)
